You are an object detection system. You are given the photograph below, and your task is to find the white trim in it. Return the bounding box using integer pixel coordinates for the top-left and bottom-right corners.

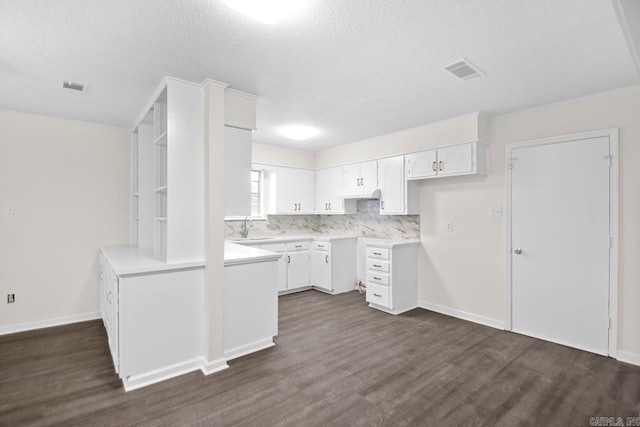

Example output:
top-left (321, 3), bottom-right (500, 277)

top-left (617, 351), bottom-right (640, 367)
top-left (0, 311), bottom-right (101, 336)
top-left (200, 357), bottom-right (230, 376)
top-left (370, 303), bottom-right (419, 316)
top-left (612, 0), bottom-right (640, 76)
top-left (224, 338), bottom-right (275, 361)
top-left (122, 357), bottom-right (203, 391)
top-left (505, 128), bottom-right (619, 357)
top-left (494, 84), bottom-right (640, 120)
top-left (418, 300), bottom-right (504, 330)
top-left (225, 88), bottom-right (260, 101)
top-left (201, 78), bottom-right (230, 89)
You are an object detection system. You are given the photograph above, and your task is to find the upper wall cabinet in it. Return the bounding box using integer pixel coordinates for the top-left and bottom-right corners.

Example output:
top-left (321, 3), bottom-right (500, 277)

top-left (378, 155), bottom-right (419, 215)
top-left (274, 167), bottom-right (315, 214)
top-left (406, 141), bottom-right (488, 180)
top-left (342, 160), bottom-right (378, 193)
top-left (224, 126), bottom-right (252, 217)
top-left (131, 78), bottom-right (204, 263)
top-left (315, 167), bottom-right (356, 215)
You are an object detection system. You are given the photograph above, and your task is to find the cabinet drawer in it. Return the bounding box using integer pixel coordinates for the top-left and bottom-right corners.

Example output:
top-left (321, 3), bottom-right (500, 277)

top-left (313, 241), bottom-right (330, 251)
top-left (366, 283), bottom-right (390, 308)
top-left (367, 259), bottom-right (389, 272)
top-left (286, 241), bottom-right (311, 251)
top-left (259, 242), bottom-right (287, 252)
top-left (367, 271), bottom-right (389, 286)
top-left (366, 247), bottom-right (389, 260)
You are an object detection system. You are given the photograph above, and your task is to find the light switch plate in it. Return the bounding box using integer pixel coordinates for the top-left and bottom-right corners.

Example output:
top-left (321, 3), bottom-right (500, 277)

top-left (445, 221), bottom-right (454, 232)
top-left (5, 203), bottom-right (15, 216)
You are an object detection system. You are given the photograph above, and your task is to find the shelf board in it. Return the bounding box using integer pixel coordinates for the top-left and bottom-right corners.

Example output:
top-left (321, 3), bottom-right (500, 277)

top-left (154, 217), bottom-right (167, 222)
top-left (154, 131), bottom-right (168, 146)
top-left (154, 186), bottom-right (168, 193)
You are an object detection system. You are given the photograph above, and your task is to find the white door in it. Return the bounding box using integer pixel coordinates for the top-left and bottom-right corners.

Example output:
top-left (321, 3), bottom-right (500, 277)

top-left (378, 156), bottom-right (405, 214)
top-left (328, 166), bottom-right (344, 213)
top-left (296, 169), bottom-right (315, 214)
top-left (406, 149), bottom-right (437, 179)
top-left (509, 135), bottom-right (611, 355)
top-left (342, 164), bottom-right (361, 192)
top-left (315, 169), bottom-right (329, 213)
top-left (359, 160), bottom-right (378, 191)
top-left (275, 167), bottom-right (296, 214)
top-left (287, 250), bottom-right (310, 289)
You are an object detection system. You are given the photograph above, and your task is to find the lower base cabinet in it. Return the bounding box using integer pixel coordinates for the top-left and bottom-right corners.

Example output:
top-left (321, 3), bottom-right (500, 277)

top-left (365, 240), bottom-right (419, 315)
top-left (99, 246), bottom-right (205, 391)
top-left (311, 238), bottom-right (357, 294)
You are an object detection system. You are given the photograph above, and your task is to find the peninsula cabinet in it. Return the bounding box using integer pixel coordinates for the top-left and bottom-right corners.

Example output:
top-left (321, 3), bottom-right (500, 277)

top-left (365, 239), bottom-right (419, 315)
top-left (406, 141), bottom-right (488, 180)
top-left (130, 77), bottom-right (204, 263)
top-left (342, 160), bottom-right (378, 193)
top-left (310, 237), bottom-right (357, 294)
top-left (99, 246), bottom-right (205, 391)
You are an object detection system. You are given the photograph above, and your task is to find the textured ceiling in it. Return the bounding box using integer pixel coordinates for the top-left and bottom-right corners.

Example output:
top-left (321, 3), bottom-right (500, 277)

top-left (1, 0), bottom-right (639, 152)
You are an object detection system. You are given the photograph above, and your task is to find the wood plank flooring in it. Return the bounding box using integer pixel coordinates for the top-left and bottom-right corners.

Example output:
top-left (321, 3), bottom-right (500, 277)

top-left (1, 290), bottom-right (639, 426)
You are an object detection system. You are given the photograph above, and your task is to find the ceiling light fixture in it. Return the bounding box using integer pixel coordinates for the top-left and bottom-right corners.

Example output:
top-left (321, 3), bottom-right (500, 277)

top-left (224, 0), bottom-right (302, 25)
top-left (280, 125), bottom-right (319, 140)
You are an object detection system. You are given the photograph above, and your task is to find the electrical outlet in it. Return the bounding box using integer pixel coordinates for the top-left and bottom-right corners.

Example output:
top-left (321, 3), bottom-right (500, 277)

top-left (445, 221), bottom-right (454, 232)
top-left (5, 203), bottom-right (15, 216)
top-left (7, 294), bottom-right (15, 304)
top-left (490, 206), bottom-right (503, 217)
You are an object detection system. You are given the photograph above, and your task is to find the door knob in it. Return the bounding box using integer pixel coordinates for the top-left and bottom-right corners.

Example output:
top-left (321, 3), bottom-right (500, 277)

top-left (513, 248), bottom-right (522, 255)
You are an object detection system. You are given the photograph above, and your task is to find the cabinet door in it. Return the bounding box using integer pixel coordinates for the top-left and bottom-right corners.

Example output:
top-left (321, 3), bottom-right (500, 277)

top-left (437, 144), bottom-right (474, 176)
top-left (359, 160), bottom-right (378, 191)
top-left (378, 156), bottom-right (405, 214)
top-left (287, 250), bottom-right (310, 289)
top-left (342, 164), bottom-right (361, 193)
top-left (406, 149), bottom-right (437, 179)
top-left (275, 167), bottom-right (297, 214)
top-left (315, 169), bottom-right (330, 213)
top-left (328, 166), bottom-right (345, 213)
top-left (296, 169), bottom-right (315, 214)
top-left (311, 250), bottom-right (331, 291)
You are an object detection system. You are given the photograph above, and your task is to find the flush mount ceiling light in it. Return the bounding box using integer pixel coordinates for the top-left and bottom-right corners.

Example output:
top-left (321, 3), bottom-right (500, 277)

top-left (224, 0), bottom-right (302, 25)
top-left (280, 125), bottom-right (319, 140)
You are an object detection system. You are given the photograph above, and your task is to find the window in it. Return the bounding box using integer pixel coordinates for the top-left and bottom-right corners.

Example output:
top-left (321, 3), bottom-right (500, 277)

top-left (250, 169), bottom-right (263, 218)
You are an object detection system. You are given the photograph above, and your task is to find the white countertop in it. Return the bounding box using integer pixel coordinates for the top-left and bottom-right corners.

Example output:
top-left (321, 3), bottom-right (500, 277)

top-left (359, 237), bottom-right (421, 248)
top-left (224, 242), bottom-right (282, 266)
top-left (227, 234), bottom-right (358, 245)
top-left (100, 245), bottom-right (205, 276)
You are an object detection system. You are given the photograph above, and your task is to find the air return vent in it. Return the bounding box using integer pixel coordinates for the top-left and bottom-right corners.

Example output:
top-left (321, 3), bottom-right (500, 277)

top-left (62, 80), bottom-right (88, 92)
top-left (442, 59), bottom-right (483, 80)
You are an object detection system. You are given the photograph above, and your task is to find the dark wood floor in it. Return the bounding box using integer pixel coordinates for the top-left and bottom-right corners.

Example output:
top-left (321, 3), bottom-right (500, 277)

top-left (1, 290), bottom-right (639, 426)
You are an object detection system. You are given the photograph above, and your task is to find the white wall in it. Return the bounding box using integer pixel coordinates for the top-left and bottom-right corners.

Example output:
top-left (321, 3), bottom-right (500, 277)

top-left (253, 142), bottom-right (315, 169)
top-left (0, 110), bottom-right (130, 329)
top-left (314, 87), bottom-right (640, 357)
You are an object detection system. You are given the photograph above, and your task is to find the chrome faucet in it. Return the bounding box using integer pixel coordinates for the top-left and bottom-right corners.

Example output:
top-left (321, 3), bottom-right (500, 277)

top-left (241, 216), bottom-right (253, 238)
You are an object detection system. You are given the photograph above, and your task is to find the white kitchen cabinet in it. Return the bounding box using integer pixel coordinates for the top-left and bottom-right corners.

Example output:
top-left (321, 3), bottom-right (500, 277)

top-left (315, 167), bottom-right (356, 214)
top-left (131, 78), bottom-right (204, 263)
top-left (99, 246), bottom-right (205, 391)
top-left (224, 126), bottom-right (252, 217)
top-left (310, 238), bottom-right (357, 294)
top-left (260, 240), bottom-right (311, 293)
top-left (365, 240), bottom-right (419, 315)
top-left (342, 160), bottom-right (378, 193)
top-left (377, 155), bottom-right (419, 215)
top-left (275, 167), bottom-right (315, 214)
top-left (406, 141), bottom-right (488, 180)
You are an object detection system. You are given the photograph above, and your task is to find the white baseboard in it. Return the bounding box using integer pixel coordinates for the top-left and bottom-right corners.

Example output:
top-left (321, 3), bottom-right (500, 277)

top-left (617, 350), bottom-right (640, 367)
top-left (123, 357), bottom-right (203, 391)
top-left (200, 357), bottom-right (229, 376)
top-left (418, 300), bottom-right (505, 330)
top-left (0, 311), bottom-right (101, 336)
top-left (224, 338), bottom-right (275, 361)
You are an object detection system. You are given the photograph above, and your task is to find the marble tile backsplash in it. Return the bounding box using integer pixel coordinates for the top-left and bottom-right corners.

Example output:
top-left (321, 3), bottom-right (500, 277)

top-left (225, 200), bottom-right (419, 241)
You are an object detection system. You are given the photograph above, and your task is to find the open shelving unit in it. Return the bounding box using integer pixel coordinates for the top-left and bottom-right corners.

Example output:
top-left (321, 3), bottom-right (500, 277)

top-left (130, 78), bottom-right (204, 263)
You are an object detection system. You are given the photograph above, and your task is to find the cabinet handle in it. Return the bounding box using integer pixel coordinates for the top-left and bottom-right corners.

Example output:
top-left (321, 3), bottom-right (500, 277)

top-left (381, 200), bottom-right (384, 210)
top-left (439, 161), bottom-right (443, 171)
top-left (107, 291), bottom-right (112, 304)
top-left (361, 177), bottom-right (364, 186)
top-left (373, 264), bottom-right (381, 268)
top-left (298, 203), bottom-right (301, 211)
top-left (287, 255), bottom-right (291, 263)
top-left (325, 255), bottom-right (329, 263)
top-left (373, 252), bottom-right (382, 256)
top-left (373, 293), bottom-right (382, 298)
top-left (294, 203), bottom-right (297, 211)
top-left (295, 245), bottom-right (302, 249)
top-left (373, 276), bottom-right (382, 281)
top-left (325, 203), bottom-right (328, 211)
top-left (328, 202), bottom-right (331, 210)
top-left (432, 161), bottom-right (437, 171)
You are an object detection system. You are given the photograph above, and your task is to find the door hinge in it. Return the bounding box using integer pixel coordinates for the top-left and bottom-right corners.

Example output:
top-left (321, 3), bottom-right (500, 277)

top-left (608, 317), bottom-right (612, 329)
top-left (609, 236), bottom-right (613, 248)
top-left (605, 155), bottom-right (612, 168)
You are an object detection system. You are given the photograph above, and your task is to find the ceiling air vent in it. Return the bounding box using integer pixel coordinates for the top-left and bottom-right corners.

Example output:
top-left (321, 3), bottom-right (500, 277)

top-left (62, 80), bottom-right (88, 92)
top-left (442, 59), bottom-right (483, 80)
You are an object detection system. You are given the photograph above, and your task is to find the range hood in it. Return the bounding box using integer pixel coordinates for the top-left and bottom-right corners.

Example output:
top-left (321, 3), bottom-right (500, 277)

top-left (337, 188), bottom-right (381, 200)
